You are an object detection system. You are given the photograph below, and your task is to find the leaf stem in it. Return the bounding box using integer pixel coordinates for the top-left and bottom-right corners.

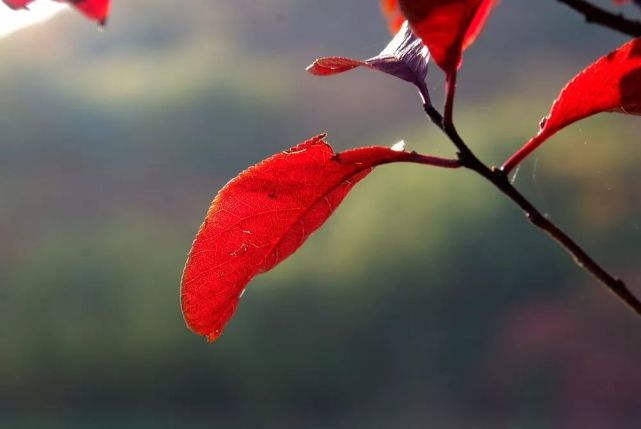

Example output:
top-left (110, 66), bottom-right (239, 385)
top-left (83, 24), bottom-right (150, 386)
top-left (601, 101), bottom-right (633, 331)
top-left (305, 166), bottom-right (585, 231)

top-left (423, 104), bottom-right (641, 318)
top-left (557, 0), bottom-right (641, 37)
top-left (501, 133), bottom-right (546, 174)
top-left (443, 70), bottom-right (458, 129)
top-left (405, 153), bottom-right (462, 169)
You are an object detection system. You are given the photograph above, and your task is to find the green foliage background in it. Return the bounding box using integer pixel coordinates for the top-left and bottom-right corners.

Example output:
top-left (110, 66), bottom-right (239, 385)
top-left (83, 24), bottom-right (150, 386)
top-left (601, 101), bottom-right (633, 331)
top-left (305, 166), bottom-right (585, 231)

top-left (1, 1), bottom-right (641, 427)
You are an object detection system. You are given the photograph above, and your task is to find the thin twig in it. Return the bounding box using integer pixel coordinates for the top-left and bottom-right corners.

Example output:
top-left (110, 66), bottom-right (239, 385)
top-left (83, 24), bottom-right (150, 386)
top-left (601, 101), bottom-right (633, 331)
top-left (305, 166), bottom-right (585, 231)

top-left (391, 153), bottom-right (462, 169)
top-left (407, 153), bottom-right (462, 168)
top-left (557, 0), bottom-right (641, 37)
top-left (423, 104), bottom-right (641, 318)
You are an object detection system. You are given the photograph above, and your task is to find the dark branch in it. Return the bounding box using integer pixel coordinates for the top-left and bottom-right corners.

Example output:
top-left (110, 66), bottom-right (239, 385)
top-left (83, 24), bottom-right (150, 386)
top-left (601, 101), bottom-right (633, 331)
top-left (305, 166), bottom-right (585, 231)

top-left (557, 0), bottom-right (641, 37)
top-left (423, 104), bottom-right (641, 319)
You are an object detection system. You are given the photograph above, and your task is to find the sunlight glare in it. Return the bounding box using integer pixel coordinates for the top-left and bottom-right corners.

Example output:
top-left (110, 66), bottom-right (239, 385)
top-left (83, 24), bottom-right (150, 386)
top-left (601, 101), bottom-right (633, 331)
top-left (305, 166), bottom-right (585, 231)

top-left (0, 1), bottom-right (67, 38)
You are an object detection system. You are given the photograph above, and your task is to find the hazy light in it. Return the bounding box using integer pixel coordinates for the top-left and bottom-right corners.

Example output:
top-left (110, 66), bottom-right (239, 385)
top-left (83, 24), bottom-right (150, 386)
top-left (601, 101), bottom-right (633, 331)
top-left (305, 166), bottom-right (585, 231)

top-left (391, 140), bottom-right (406, 152)
top-left (0, 1), bottom-right (67, 38)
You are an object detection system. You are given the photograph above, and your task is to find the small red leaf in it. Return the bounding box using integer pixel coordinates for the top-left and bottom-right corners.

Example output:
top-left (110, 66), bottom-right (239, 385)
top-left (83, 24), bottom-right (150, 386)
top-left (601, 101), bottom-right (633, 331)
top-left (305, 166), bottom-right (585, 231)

top-left (2, 0), bottom-right (35, 9)
top-left (394, 0), bottom-right (497, 74)
top-left (503, 38), bottom-right (641, 172)
top-left (2, 0), bottom-right (110, 23)
top-left (306, 57), bottom-right (368, 76)
top-left (67, 0), bottom-right (110, 24)
top-left (181, 135), bottom-right (427, 341)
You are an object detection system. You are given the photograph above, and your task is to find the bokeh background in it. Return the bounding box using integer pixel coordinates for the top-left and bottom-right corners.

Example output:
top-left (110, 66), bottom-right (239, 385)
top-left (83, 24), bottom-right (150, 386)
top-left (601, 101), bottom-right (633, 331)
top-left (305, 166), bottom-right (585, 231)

top-left (2, 0), bottom-right (641, 428)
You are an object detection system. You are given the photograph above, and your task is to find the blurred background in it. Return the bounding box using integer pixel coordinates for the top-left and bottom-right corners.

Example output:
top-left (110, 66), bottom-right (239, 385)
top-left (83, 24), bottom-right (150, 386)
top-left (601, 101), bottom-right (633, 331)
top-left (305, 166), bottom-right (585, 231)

top-left (1, 0), bottom-right (641, 428)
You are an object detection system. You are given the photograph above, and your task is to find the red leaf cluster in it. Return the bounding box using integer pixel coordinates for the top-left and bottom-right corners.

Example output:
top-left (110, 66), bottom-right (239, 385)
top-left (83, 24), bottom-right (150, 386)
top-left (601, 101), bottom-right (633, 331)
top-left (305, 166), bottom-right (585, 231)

top-left (181, 135), bottom-right (436, 341)
top-left (183, 0), bottom-right (641, 342)
top-left (2, 0), bottom-right (110, 24)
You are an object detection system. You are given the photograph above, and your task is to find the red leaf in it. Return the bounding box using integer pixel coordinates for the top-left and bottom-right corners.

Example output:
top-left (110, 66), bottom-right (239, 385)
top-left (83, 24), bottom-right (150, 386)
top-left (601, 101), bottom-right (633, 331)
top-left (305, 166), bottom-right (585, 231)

top-left (2, 0), bottom-right (35, 9)
top-left (67, 0), bottom-right (110, 24)
top-left (2, 0), bottom-right (110, 24)
top-left (306, 57), bottom-right (368, 76)
top-left (613, 0), bottom-right (639, 5)
top-left (396, 0), bottom-right (497, 74)
top-left (181, 135), bottom-right (433, 341)
top-left (503, 38), bottom-right (641, 172)
top-left (614, 0), bottom-right (641, 7)
top-left (380, 0), bottom-right (405, 34)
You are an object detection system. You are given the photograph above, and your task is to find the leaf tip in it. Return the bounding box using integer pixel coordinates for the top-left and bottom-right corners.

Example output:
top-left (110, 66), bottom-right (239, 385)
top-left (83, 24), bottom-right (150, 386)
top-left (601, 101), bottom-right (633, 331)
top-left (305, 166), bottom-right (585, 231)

top-left (305, 61), bottom-right (323, 75)
top-left (305, 57), bottom-right (364, 76)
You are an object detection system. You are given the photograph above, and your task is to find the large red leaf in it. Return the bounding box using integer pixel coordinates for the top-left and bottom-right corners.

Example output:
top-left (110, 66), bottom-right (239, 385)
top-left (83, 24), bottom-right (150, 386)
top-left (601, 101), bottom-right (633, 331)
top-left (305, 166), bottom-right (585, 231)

top-left (503, 38), bottom-right (641, 172)
top-left (181, 135), bottom-right (443, 341)
top-left (384, 0), bottom-right (497, 74)
top-left (2, 0), bottom-right (110, 24)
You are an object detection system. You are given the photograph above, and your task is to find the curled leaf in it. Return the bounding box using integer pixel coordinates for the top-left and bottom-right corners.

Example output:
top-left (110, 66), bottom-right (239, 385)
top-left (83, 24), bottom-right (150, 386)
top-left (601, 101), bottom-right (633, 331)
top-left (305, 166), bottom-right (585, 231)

top-left (181, 135), bottom-right (436, 341)
top-left (307, 21), bottom-right (431, 103)
top-left (503, 38), bottom-right (641, 172)
top-left (385, 0), bottom-right (497, 74)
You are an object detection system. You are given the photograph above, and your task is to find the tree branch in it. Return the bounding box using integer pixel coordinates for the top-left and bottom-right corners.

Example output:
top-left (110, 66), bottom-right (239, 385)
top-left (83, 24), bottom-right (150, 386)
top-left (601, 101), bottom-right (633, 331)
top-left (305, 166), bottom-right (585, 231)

top-left (557, 0), bottom-right (641, 37)
top-left (423, 104), bottom-right (641, 318)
